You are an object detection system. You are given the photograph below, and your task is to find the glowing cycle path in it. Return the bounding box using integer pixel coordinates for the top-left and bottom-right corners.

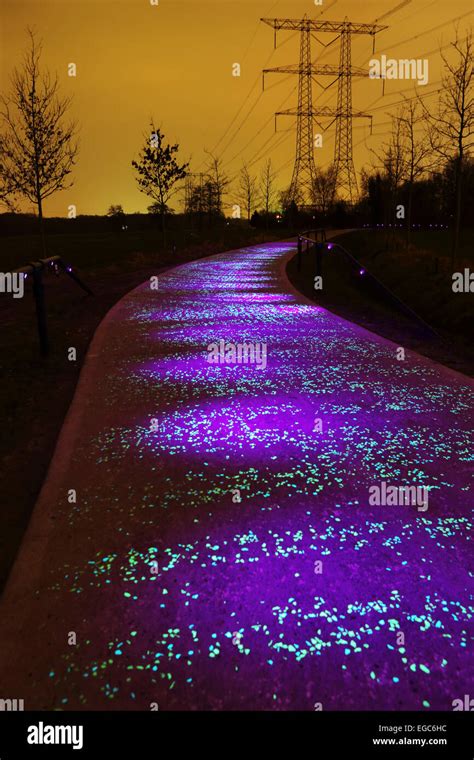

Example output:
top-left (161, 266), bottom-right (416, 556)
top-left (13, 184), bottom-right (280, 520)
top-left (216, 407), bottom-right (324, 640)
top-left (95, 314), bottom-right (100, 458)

top-left (0, 242), bottom-right (472, 710)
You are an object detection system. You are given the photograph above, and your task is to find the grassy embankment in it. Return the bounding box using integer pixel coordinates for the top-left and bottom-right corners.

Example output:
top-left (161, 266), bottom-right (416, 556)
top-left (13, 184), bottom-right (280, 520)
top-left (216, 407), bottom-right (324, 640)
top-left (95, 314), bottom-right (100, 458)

top-left (287, 228), bottom-right (474, 376)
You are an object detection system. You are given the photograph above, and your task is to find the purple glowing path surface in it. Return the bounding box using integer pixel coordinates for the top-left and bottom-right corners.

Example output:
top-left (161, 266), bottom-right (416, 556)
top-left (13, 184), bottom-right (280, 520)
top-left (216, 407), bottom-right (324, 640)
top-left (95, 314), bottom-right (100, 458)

top-left (0, 242), bottom-right (472, 710)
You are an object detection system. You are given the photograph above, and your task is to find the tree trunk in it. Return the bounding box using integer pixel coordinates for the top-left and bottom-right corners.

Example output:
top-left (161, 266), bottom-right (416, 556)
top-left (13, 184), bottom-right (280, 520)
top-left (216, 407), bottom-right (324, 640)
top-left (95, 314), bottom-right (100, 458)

top-left (161, 210), bottom-right (166, 249)
top-left (406, 183), bottom-right (413, 249)
top-left (451, 157), bottom-right (462, 269)
top-left (37, 194), bottom-right (47, 258)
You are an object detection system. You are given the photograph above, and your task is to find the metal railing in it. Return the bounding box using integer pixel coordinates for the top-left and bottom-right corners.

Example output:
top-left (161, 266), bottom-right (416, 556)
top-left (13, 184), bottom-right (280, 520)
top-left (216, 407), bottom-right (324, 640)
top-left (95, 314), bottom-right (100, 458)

top-left (11, 255), bottom-right (93, 356)
top-left (297, 229), bottom-right (328, 277)
top-left (296, 230), bottom-right (439, 337)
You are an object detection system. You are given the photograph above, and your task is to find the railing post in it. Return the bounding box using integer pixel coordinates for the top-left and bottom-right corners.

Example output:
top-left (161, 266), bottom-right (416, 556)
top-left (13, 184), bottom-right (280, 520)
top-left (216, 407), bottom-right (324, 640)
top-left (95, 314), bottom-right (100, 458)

top-left (297, 236), bottom-right (302, 271)
top-left (12, 255), bottom-right (93, 358)
top-left (314, 241), bottom-right (323, 278)
top-left (31, 262), bottom-right (49, 356)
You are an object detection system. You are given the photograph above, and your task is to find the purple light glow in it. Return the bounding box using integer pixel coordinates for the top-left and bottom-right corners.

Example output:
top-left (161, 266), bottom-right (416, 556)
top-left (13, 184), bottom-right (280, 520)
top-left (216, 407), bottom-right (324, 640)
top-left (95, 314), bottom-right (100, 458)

top-left (1, 242), bottom-right (472, 712)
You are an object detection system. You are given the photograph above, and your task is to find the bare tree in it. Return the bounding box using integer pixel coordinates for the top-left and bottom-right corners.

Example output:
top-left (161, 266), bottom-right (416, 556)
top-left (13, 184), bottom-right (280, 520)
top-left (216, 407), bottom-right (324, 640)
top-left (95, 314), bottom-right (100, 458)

top-left (259, 158), bottom-right (278, 223)
top-left (382, 114), bottom-right (406, 202)
top-left (422, 28), bottom-right (473, 264)
top-left (311, 164), bottom-right (337, 216)
top-left (204, 151), bottom-right (230, 217)
top-left (0, 136), bottom-right (17, 210)
top-left (0, 28), bottom-right (78, 254)
top-left (237, 163), bottom-right (258, 221)
top-left (394, 101), bottom-right (432, 245)
top-left (369, 112), bottom-right (406, 245)
top-left (0, 178), bottom-right (16, 211)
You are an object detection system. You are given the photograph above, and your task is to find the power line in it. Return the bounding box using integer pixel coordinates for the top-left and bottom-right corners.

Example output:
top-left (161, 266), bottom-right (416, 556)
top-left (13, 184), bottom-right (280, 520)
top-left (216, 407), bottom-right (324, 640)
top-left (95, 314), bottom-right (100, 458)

top-left (206, 28), bottom-right (299, 161)
top-left (387, 0), bottom-right (439, 26)
top-left (374, 0), bottom-right (412, 24)
top-left (215, 5), bottom-right (472, 201)
top-left (379, 9), bottom-right (474, 53)
top-left (315, 19), bottom-right (471, 117)
top-left (217, 1), bottom-right (439, 178)
top-left (222, 80), bottom-right (297, 169)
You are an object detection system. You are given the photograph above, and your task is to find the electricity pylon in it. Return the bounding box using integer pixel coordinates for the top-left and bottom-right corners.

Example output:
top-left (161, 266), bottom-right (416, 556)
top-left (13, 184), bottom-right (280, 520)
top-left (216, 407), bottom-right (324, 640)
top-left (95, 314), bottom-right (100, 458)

top-left (333, 19), bottom-right (370, 202)
top-left (261, 16), bottom-right (387, 205)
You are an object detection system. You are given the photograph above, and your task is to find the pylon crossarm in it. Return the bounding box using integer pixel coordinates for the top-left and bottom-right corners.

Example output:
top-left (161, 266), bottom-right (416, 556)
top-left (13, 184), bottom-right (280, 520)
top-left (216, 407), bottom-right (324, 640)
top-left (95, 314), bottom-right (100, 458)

top-left (261, 18), bottom-right (387, 34)
top-left (276, 107), bottom-right (371, 120)
top-left (264, 64), bottom-right (367, 77)
top-left (263, 65), bottom-right (306, 75)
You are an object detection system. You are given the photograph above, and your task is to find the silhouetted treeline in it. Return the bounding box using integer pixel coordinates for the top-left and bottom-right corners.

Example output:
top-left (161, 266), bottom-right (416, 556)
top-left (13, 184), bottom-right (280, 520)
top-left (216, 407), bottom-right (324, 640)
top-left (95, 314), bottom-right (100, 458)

top-left (0, 212), bottom-right (245, 237)
top-left (357, 157), bottom-right (474, 229)
top-left (250, 156), bottom-right (474, 232)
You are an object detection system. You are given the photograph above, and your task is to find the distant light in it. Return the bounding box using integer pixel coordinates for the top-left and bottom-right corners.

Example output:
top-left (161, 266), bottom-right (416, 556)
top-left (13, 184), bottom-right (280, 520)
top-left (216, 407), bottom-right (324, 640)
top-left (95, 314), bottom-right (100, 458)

top-left (327, 243), bottom-right (333, 250)
top-left (359, 268), bottom-right (365, 276)
top-left (67, 267), bottom-right (72, 272)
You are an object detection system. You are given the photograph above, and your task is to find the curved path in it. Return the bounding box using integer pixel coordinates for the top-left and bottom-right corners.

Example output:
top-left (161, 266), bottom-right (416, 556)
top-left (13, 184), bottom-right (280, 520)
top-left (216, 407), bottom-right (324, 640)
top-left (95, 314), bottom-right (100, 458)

top-left (0, 241), bottom-right (472, 710)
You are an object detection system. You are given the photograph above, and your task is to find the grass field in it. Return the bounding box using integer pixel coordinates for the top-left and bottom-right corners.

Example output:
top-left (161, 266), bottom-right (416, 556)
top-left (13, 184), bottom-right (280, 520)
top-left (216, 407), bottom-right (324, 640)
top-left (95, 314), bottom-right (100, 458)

top-left (0, 221), bottom-right (274, 272)
top-left (287, 228), bottom-right (474, 379)
top-left (336, 229), bottom-right (474, 335)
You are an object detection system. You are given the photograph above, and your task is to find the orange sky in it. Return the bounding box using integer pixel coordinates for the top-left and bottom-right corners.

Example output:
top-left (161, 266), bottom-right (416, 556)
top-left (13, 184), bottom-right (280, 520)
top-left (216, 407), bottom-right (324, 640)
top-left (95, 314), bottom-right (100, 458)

top-left (1, 0), bottom-right (472, 216)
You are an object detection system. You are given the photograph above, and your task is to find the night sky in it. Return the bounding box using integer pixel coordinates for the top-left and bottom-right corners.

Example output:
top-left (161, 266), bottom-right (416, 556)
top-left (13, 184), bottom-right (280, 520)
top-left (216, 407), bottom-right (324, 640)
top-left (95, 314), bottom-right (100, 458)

top-left (1, 0), bottom-right (472, 215)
